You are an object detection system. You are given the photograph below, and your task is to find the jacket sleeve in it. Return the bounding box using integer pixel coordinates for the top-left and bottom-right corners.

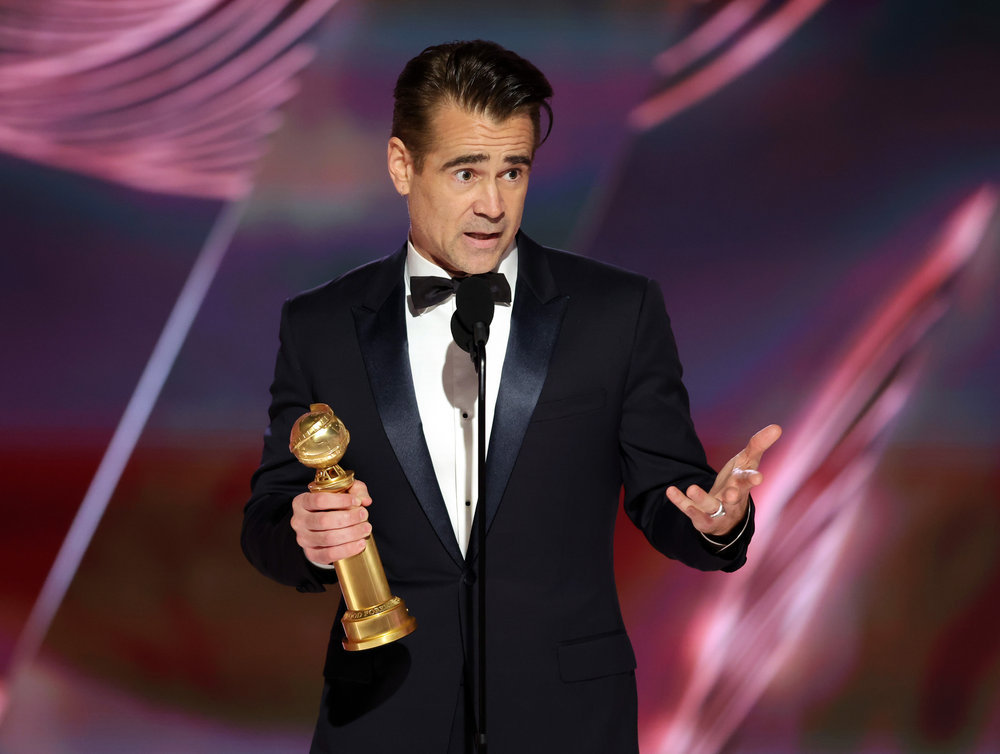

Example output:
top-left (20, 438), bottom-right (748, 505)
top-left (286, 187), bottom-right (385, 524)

top-left (241, 298), bottom-right (338, 593)
top-left (619, 278), bottom-right (753, 572)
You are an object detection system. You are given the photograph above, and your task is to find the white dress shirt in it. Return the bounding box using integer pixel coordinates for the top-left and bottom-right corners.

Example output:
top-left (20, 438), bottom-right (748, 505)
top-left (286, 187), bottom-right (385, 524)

top-left (404, 241), bottom-right (516, 556)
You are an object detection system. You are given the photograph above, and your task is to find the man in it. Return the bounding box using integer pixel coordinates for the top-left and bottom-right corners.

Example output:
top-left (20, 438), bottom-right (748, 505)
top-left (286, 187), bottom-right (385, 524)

top-left (242, 40), bottom-right (780, 753)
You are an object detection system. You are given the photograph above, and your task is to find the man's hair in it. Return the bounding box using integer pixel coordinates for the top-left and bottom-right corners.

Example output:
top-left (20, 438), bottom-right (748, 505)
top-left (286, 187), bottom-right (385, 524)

top-left (392, 40), bottom-right (554, 171)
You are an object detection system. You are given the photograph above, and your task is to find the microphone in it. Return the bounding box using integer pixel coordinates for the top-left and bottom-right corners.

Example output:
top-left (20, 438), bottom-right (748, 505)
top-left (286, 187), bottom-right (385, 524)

top-left (451, 276), bottom-right (495, 357)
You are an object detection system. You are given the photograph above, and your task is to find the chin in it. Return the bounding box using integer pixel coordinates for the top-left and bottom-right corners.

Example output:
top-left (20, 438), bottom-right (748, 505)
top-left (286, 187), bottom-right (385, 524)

top-left (459, 259), bottom-right (501, 276)
top-left (454, 243), bottom-right (508, 274)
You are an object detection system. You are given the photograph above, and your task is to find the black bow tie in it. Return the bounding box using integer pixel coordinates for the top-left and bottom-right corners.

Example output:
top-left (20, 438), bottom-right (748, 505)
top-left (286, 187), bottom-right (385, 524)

top-left (410, 272), bottom-right (511, 309)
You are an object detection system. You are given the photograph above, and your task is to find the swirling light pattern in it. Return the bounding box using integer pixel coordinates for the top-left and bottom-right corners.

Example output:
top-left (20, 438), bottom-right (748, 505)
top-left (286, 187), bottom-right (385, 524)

top-left (0, 0), bottom-right (337, 199)
top-left (631, 0), bottom-right (831, 130)
top-left (649, 187), bottom-right (999, 753)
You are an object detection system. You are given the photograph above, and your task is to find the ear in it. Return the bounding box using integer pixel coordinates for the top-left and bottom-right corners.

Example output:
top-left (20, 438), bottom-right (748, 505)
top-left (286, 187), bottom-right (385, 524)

top-left (387, 137), bottom-right (414, 195)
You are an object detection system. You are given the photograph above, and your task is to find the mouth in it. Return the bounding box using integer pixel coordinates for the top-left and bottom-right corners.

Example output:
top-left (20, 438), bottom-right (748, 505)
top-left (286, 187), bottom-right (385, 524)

top-left (463, 230), bottom-right (505, 251)
top-left (464, 231), bottom-right (503, 242)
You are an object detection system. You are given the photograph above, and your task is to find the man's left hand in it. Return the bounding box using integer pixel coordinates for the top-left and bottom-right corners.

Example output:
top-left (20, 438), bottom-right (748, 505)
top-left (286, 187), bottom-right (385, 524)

top-left (666, 424), bottom-right (782, 536)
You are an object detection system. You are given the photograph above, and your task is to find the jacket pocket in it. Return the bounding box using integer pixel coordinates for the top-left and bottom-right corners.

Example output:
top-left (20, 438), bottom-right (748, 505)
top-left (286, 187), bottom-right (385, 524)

top-left (530, 389), bottom-right (606, 423)
top-left (557, 630), bottom-right (637, 683)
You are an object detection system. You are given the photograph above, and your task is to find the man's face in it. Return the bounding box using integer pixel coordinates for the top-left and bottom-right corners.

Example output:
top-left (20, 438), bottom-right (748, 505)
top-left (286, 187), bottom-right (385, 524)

top-left (387, 104), bottom-right (535, 276)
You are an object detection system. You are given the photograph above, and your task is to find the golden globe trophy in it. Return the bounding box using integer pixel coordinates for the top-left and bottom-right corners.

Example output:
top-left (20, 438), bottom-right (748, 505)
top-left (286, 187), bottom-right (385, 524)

top-left (289, 403), bottom-right (416, 651)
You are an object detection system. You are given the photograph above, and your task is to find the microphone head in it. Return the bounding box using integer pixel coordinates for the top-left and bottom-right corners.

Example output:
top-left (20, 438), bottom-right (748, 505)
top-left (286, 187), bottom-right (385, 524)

top-left (451, 276), bottom-right (495, 354)
top-left (455, 276), bottom-right (495, 331)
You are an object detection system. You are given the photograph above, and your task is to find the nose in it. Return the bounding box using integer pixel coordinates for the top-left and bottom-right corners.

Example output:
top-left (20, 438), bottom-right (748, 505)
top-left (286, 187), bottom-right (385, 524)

top-left (473, 180), bottom-right (505, 222)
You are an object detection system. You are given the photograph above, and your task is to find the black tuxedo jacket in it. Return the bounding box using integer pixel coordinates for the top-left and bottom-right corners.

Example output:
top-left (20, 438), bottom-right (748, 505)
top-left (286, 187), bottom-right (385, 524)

top-left (242, 233), bottom-right (753, 752)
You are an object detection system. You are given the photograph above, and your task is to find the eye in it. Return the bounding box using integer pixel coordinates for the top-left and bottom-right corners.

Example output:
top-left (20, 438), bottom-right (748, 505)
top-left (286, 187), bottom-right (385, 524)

top-left (502, 168), bottom-right (522, 181)
top-left (455, 169), bottom-right (474, 182)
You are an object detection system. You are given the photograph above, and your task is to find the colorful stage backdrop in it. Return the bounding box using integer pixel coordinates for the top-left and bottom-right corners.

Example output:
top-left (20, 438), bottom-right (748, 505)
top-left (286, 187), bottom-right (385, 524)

top-left (1, 1), bottom-right (998, 751)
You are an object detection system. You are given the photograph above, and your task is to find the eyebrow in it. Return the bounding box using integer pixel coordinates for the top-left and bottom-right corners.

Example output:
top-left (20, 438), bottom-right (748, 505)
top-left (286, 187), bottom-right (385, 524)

top-left (440, 153), bottom-right (533, 170)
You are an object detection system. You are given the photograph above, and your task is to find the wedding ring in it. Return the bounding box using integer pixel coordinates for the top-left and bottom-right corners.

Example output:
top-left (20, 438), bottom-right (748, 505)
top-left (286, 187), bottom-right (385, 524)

top-left (709, 501), bottom-right (726, 518)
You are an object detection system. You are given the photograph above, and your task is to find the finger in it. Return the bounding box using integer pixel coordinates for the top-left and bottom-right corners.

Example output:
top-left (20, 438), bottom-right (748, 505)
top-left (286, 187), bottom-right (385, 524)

top-left (297, 480), bottom-right (372, 513)
top-left (744, 424), bottom-right (782, 466)
top-left (296, 491), bottom-right (355, 513)
top-left (724, 467), bottom-right (763, 497)
top-left (666, 484), bottom-right (718, 518)
top-left (348, 479), bottom-right (373, 507)
top-left (297, 519), bottom-right (373, 550)
top-left (664, 485), bottom-right (691, 515)
top-left (305, 505), bottom-right (369, 533)
top-left (305, 537), bottom-right (368, 565)
top-left (686, 484), bottom-right (725, 515)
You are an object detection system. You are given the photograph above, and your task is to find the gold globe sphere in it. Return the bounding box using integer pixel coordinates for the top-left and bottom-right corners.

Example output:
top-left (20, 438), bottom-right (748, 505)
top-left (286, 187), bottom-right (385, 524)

top-left (289, 403), bottom-right (351, 469)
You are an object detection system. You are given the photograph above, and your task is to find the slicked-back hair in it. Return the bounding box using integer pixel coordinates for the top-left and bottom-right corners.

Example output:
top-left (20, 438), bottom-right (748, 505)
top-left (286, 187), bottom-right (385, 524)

top-left (392, 40), bottom-right (554, 172)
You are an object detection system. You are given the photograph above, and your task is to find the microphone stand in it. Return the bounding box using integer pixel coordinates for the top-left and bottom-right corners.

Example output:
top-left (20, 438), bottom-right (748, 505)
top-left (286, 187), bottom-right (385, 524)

top-left (452, 277), bottom-right (496, 754)
top-left (472, 322), bottom-right (488, 754)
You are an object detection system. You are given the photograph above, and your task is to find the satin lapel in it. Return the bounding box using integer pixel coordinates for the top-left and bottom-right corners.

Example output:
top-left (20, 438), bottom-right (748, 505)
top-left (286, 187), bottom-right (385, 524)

top-left (352, 248), bottom-right (465, 568)
top-left (467, 234), bottom-right (568, 563)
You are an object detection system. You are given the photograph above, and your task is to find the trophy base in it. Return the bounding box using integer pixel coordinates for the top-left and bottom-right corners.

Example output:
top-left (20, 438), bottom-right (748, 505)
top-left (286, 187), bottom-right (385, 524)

top-left (342, 595), bottom-right (417, 651)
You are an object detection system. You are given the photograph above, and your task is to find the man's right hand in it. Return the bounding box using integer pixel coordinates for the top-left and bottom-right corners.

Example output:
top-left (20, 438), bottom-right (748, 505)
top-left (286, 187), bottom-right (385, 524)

top-left (290, 480), bottom-right (373, 566)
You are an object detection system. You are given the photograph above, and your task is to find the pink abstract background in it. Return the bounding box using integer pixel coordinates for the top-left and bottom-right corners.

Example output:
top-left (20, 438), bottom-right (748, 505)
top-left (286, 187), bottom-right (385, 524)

top-left (1, 1), bottom-right (998, 751)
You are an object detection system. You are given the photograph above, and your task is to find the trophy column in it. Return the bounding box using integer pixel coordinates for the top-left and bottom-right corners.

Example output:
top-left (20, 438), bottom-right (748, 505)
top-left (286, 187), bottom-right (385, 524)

top-left (290, 403), bottom-right (416, 651)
